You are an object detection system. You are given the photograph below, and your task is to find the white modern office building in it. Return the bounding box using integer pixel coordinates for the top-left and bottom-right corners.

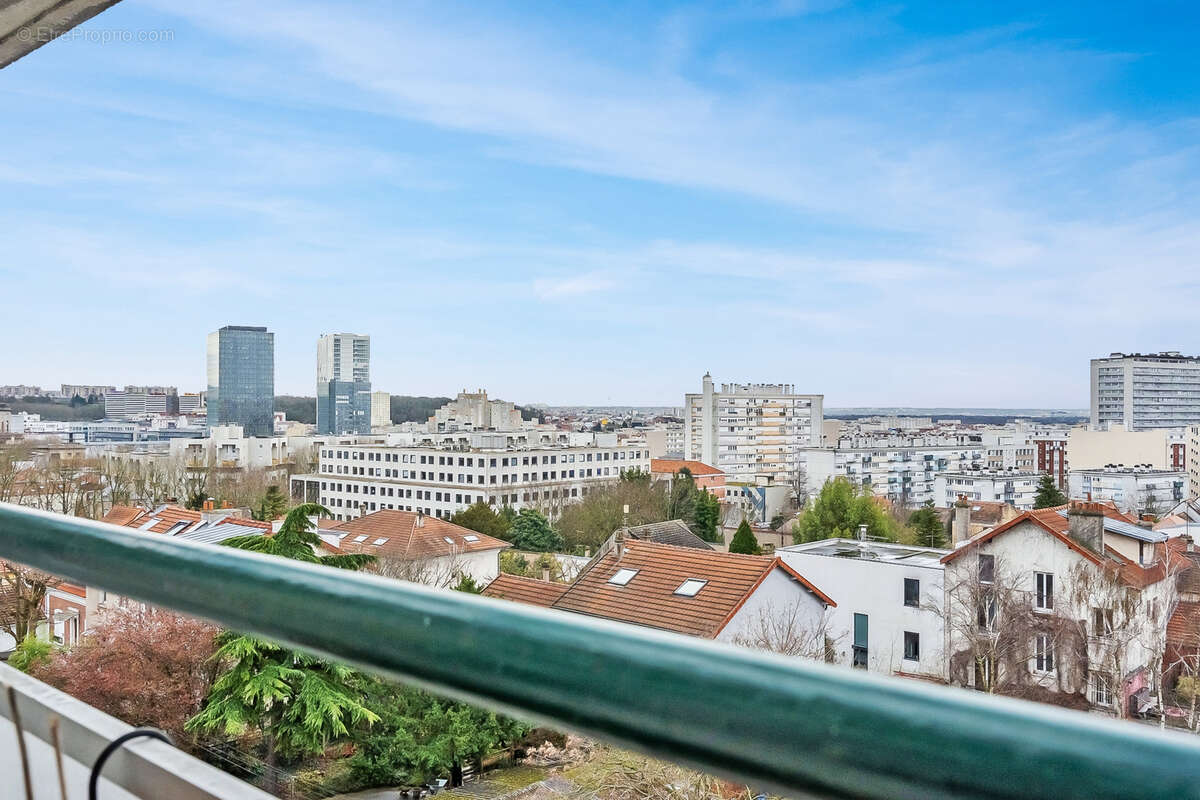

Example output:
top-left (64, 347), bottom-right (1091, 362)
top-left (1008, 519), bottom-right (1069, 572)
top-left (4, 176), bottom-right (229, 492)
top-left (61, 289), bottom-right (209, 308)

top-left (290, 431), bottom-right (651, 522)
top-left (1068, 467), bottom-right (1186, 516)
top-left (1091, 352), bottom-right (1200, 431)
top-left (933, 469), bottom-right (1041, 510)
top-left (317, 333), bottom-right (372, 435)
top-left (683, 373), bottom-right (822, 488)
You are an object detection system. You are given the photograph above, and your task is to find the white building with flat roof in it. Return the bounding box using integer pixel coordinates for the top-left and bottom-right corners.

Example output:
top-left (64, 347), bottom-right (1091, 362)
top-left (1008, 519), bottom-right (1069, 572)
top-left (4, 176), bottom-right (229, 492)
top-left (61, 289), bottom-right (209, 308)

top-left (778, 538), bottom-right (948, 680)
top-left (291, 431), bottom-right (650, 523)
top-left (1068, 467), bottom-right (1186, 516)
top-left (428, 389), bottom-right (525, 432)
top-left (684, 373), bottom-right (822, 490)
top-left (934, 469), bottom-right (1041, 510)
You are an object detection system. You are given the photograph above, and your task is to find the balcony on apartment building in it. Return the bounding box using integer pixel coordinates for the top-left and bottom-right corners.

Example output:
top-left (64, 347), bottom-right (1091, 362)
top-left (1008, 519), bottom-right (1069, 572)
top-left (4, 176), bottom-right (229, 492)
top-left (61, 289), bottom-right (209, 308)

top-left (4, 500), bottom-right (1200, 800)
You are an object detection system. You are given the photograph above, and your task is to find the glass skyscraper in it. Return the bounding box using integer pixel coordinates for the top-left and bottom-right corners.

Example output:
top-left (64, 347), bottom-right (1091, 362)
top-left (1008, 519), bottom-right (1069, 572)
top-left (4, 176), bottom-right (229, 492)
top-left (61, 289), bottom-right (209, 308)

top-left (316, 333), bottom-right (372, 435)
top-left (206, 326), bottom-right (275, 438)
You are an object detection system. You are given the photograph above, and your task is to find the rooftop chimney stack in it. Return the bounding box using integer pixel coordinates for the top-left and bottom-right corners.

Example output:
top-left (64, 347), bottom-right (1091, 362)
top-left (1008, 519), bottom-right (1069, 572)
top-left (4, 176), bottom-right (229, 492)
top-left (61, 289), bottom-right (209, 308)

top-left (614, 526), bottom-right (626, 562)
top-left (416, 510), bottom-right (425, 528)
top-left (1068, 501), bottom-right (1105, 553)
top-left (952, 495), bottom-right (971, 546)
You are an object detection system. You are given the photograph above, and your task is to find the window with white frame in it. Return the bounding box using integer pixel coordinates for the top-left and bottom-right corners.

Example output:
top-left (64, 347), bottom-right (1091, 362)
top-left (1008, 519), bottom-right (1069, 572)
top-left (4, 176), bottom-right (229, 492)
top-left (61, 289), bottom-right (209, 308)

top-left (1034, 572), bottom-right (1053, 611)
top-left (1090, 671), bottom-right (1113, 706)
top-left (1033, 633), bottom-right (1055, 673)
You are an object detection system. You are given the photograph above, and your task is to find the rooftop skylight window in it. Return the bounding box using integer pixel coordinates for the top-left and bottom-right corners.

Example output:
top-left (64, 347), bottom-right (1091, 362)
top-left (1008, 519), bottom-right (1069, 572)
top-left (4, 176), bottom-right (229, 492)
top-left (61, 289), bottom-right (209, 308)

top-left (674, 579), bottom-right (708, 597)
top-left (353, 535), bottom-right (368, 543)
top-left (608, 568), bottom-right (638, 586)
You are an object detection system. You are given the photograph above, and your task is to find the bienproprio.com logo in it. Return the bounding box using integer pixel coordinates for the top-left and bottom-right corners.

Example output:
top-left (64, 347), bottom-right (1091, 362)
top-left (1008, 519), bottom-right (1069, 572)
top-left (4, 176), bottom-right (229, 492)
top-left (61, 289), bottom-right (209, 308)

top-left (16, 26), bottom-right (174, 44)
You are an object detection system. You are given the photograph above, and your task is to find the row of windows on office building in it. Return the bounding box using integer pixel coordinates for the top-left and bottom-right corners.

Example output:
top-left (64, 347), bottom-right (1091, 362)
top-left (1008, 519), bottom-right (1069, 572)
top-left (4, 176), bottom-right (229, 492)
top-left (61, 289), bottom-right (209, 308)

top-left (318, 479), bottom-right (589, 520)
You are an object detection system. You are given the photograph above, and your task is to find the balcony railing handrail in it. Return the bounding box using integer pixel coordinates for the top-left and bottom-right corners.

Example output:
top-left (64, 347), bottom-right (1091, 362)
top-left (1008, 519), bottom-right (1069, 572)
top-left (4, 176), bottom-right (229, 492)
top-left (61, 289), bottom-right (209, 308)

top-left (3, 502), bottom-right (1200, 799)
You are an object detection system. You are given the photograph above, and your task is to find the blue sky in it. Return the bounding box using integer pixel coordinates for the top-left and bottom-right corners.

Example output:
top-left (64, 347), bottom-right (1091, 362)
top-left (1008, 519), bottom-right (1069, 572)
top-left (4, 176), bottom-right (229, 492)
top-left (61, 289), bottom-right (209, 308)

top-left (3, 1), bottom-right (1198, 407)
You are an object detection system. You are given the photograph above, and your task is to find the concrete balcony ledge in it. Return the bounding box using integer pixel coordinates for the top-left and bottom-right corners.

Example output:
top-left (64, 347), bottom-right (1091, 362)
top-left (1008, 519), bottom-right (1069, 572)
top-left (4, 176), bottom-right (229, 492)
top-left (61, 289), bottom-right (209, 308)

top-left (0, 663), bottom-right (271, 800)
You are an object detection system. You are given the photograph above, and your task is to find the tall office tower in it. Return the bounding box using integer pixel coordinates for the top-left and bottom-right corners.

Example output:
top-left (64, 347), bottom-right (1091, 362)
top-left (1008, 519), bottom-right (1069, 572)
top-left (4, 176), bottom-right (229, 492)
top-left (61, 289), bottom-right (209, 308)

top-left (683, 373), bottom-right (823, 487)
top-left (316, 333), bottom-right (372, 435)
top-left (206, 326), bottom-right (275, 438)
top-left (1091, 352), bottom-right (1200, 431)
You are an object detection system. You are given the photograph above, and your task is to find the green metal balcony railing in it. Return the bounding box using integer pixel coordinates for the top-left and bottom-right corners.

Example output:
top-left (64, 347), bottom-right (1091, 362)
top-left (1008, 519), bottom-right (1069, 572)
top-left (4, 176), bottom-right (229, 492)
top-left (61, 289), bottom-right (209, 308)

top-left (4, 502), bottom-right (1200, 800)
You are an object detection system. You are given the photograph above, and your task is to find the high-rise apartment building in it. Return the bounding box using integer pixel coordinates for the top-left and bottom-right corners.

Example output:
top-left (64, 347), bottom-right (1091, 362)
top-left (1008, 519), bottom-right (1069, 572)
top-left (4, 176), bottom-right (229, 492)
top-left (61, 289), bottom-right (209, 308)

top-left (683, 373), bottom-right (823, 488)
top-left (206, 325), bottom-right (274, 438)
top-left (103, 389), bottom-right (178, 418)
top-left (371, 391), bottom-right (392, 430)
top-left (316, 334), bottom-right (371, 435)
top-left (1091, 352), bottom-right (1200, 430)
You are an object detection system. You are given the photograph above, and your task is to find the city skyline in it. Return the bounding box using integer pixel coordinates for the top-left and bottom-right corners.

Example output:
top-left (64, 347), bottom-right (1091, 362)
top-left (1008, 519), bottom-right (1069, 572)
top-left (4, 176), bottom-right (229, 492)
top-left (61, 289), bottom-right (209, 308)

top-left (4, 2), bottom-right (1199, 405)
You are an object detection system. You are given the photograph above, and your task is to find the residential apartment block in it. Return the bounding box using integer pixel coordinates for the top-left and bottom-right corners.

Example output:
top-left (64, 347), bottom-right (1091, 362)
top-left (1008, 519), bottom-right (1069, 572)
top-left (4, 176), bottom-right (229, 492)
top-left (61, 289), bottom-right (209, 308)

top-left (803, 443), bottom-right (986, 507)
top-left (316, 333), bottom-right (372, 435)
top-left (934, 469), bottom-right (1041, 510)
top-left (428, 389), bottom-right (524, 432)
top-left (1067, 425), bottom-right (1186, 473)
top-left (684, 373), bottom-right (822, 489)
top-left (371, 391), bottom-right (391, 429)
top-left (290, 431), bottom-right (651, 522)
top-left (1067, 467), bottom-right (1186, 516)
top-left (103, 389), bottom-right (178, 418)
top-left (1091, 351), bottom-right (1200, 430)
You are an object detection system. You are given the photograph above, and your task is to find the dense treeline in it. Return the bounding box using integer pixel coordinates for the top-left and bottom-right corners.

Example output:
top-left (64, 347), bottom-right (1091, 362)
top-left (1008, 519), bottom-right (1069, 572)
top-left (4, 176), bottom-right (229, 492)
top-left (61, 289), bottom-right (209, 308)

top-left (274, 395), bottom-right (458, 425)
top-left (0, 397), bottom-right (105, 421)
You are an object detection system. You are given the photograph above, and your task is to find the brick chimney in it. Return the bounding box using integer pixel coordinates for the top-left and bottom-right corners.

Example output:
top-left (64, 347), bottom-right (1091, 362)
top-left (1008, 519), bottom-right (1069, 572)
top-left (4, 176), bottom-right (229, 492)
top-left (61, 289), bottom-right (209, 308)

top-left (952, 495), bottom-right (971, 546)
top-left (1068, 501), bottom-right (1105, 553)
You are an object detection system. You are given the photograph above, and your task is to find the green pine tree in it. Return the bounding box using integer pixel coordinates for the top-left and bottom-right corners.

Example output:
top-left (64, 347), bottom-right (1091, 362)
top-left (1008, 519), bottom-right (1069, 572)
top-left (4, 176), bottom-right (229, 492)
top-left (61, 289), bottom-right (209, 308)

top-left (792, 478), bottom-right (899, 544)
top-left (691, 489), bottom-right (722, 543)
top-left (729, 519), bottom-right (761, 554)
top-left (253, 484), bottom-right (289, 521)
top-left (908, 500), bottom-right (948, 548)
top-left (187, 503), bottom-right (378, 790)
top-left (450, 502), bottom-right (511, 540)
top-left (1033, 474), bottom-right (1068, 509)
top-left (508, 508), bottom-right (564, 552)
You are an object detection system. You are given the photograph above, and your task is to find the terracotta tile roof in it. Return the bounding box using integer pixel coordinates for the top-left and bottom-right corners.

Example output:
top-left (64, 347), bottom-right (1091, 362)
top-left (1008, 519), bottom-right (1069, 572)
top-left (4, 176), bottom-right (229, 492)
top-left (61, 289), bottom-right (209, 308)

top-left (482, 574), bottom-right (569, 607)
top-left (650, 459), bottom-right (724, 477)
top-left (105, 505), bottom-right (270, 535)
top-left (622, 520), bottom-right (713, 550)
top-left (100, 505), bottom-right (143, 527)
top-left (1177, 552), bottom-right (1200, 597)
top-left (1168, 601), bottom-right (1200, 650)
top-left (551, 539), bottom-right (833, 638)
top-left (331, 510), bottom-right (510, 561)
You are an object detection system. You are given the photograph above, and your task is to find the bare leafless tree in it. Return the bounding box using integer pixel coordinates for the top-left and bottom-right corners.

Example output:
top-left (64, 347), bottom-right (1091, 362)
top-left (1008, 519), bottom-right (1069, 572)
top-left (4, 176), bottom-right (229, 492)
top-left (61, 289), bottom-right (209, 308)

top-left (945, 554), bottom-right (1051, 695)
top-left (373, 547), bottom-right (471, 589)
top-left (731, 600), bottom-right (841, 662)
top-left (0, 562), bottom-right (61, 643)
